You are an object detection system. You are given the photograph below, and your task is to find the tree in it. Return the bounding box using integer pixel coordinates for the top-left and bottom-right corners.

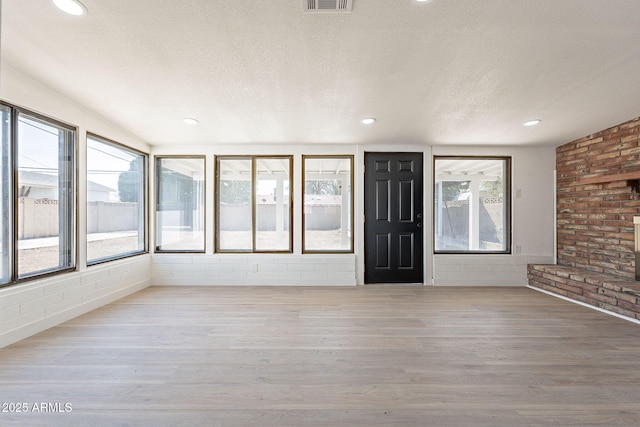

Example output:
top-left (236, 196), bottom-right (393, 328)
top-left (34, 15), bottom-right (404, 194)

top-left (480, 178), bottom-right (503, 198)
top-left (220, 180), bottom-right (251, 204)
top-left (440, 181), bottom-right (470, 201)
top-left (305, 179), bottom-right (340, 195)
top-left (118, 158), bottom-right (141, 202)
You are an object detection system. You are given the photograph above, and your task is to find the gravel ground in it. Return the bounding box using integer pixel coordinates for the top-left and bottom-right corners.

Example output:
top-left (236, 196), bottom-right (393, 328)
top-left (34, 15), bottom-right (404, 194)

top-left (18, 236), bottom-right (139, 276)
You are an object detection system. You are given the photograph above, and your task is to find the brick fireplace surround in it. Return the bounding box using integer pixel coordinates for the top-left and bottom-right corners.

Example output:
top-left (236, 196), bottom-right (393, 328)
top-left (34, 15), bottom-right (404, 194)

top-left (528, 116), bottom-right (640, 321)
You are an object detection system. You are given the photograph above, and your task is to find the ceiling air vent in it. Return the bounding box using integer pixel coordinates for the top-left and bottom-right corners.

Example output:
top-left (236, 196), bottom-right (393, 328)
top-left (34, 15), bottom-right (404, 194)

top-left (304, 0), bottom-right (353, 13)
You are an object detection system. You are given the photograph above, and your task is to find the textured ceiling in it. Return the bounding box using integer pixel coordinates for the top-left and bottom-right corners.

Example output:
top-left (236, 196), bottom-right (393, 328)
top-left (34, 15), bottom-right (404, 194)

top-left (2, 0), bottom-right (640, 147)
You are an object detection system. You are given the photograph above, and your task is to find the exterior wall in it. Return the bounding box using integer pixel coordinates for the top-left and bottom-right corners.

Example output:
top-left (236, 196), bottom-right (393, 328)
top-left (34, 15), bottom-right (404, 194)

top-left (87, 201), bottom-right (139, 234)
top-left (302, 205), bottom-right (342, 230)
top-left (556, 116), bottom-right (640, 279)
top-left (220, 204), bottom-right (292, 231)
top-left (88, 189), bottom-right (110, 202)
top-left (18, 198), bottom-right (59, 239)
top-left (21, 187), bottom-right (56, 200)
top-left (18, 199), bottom-right (139, 238)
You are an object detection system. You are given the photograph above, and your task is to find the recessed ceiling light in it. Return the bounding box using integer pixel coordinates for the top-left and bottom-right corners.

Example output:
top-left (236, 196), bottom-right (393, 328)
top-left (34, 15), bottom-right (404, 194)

top-left (183, 118), bottom-right (199, 125)
top-left (51, 0), bottom-right (87, 16)
top-left (361, 117), bottom-right (376, 125)
top-left (523, 119), bottom-right (542, 127)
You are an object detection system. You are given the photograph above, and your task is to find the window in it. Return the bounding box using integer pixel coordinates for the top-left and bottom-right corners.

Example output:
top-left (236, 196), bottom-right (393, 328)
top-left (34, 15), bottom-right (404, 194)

top-left (434, 157), bottom-right (511, 253)
top-left (86, 134), bottom-right (146, 264)
top-left (0, 105), bottom-right (11, 285)
top-left (155, 156), bottom-right (205, 252)
top-left (1, 103), bottom-right (79, 285)
top-left (17, 110), bottom-right (76, 278)
top-left (216, 156), bottom-right (292, 253)
top-left (303, 155), bottom-right (353, 253)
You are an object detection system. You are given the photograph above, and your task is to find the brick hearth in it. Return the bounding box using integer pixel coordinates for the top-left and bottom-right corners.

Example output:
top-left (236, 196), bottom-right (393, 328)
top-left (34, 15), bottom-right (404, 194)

top-left (528, 116), bottom-right (640, 320)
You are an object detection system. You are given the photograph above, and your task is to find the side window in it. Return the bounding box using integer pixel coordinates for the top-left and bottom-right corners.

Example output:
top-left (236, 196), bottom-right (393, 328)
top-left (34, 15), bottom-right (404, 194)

top-left (155, 156), bottom-right (205, 252)
top-left (216, 156), bottom-right (292, 253)
top-left (17, 111), bottom-right (76, 277)
top-left (302, 155), bottom-right (353, 253)
top-left (434, 157), bottom-right (511, 253)
top-left (0, 104), bottom-right (13, 286)
top-left (0, 105), bottom-right (11, 285)
top-left (86, 134), bottom-right (147, 264)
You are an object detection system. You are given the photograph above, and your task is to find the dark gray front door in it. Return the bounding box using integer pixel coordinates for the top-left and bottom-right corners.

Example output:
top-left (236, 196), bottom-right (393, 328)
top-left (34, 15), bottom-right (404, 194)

top-left (364, 152), bottom-right (423, 283)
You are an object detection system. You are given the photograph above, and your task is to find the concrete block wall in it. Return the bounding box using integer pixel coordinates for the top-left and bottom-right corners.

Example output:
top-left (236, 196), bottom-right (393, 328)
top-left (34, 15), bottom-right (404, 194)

top-left (152, 254), bottom-right (357, 286)
top-left (556, 116), bottom-right (640, 279)
top-left (434, 254), bottom-right (553, 286)
top-left (0, 256), bottom-right (151, 348)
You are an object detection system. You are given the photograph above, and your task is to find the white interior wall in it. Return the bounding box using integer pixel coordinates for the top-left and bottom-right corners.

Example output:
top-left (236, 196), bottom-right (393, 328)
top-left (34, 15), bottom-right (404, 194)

top-left (431, 145), bottom-right (556, 286)
top-left (150, 144), bottom-right (359, 286)
top-left (152, 144), bottom-right (555, 287)
top-left (0, 64), bottom-right (152, 348)
top-left (0, 63), bottom-right (557, 347)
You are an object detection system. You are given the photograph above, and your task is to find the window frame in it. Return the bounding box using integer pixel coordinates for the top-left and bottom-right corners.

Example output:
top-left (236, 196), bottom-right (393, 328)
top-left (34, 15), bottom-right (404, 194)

top-left (154, 155), bottom-right (206, 254)
top-left (433, 155), bottom-right (512, 255)
top-left (86, 132), bottom-right (148, 266)
top-left (215, 155), bottom-right (293, 254)
top-left (0, 101), bottom-right (79, 287)
top-left (1, 103), bottom-right (13, 286)
top-left (302, 155), bottom-right (354, 254)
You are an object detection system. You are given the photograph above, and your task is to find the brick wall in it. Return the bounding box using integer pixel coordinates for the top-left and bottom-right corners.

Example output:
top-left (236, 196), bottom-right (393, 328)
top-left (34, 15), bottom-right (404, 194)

top-left (556, 116), bottom-right (640, 279)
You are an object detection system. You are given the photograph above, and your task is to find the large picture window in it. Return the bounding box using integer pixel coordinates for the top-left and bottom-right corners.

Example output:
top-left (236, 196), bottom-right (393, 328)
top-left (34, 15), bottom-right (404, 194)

top-left (155, 156), bottom-right (205, 252)
top-left (434, 157), bottom-right (511, 253)
top-left (17, 110), bottom-right (76, 277)
top-left (303, 155), bottom-right (353, 253)
top-left (86, 134), bottom-right (146, 264)
top-left (216, 156), bottom-right (292, 253)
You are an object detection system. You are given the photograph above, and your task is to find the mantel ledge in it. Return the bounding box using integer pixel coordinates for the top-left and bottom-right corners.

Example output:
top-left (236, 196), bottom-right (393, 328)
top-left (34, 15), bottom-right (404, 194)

top-left (578, 171), bottom-right (640, 186)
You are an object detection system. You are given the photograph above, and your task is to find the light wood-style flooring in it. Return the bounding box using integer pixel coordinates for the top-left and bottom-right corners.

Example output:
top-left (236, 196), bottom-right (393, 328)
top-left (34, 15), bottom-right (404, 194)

top-left (1, 285), bottom-right (640, 426)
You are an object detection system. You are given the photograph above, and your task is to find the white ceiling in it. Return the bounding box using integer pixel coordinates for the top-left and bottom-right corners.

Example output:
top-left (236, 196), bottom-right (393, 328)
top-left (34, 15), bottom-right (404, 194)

top-left (2, 0), bottom-right (640, 147)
